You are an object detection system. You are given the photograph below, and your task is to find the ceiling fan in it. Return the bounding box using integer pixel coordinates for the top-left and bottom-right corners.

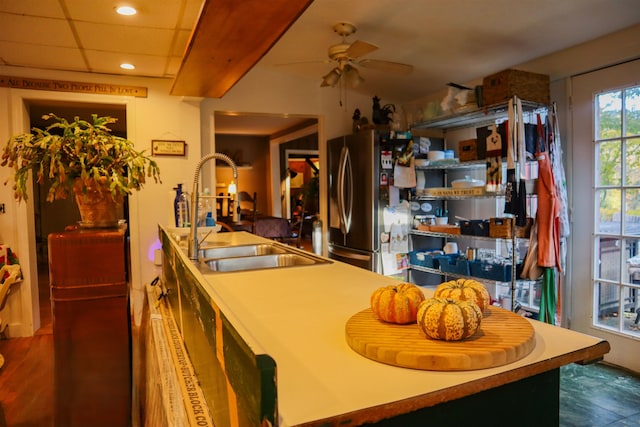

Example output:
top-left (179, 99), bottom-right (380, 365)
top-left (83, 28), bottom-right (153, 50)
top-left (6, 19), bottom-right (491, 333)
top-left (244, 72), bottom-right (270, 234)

top-left (320, 22), bottom-right (413, 88)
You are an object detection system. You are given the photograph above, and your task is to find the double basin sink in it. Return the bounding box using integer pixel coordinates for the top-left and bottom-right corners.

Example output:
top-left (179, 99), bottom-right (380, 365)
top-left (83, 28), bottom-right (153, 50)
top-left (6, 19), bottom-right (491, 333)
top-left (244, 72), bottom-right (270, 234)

top-left (196, 242), bottom-right (330, 274)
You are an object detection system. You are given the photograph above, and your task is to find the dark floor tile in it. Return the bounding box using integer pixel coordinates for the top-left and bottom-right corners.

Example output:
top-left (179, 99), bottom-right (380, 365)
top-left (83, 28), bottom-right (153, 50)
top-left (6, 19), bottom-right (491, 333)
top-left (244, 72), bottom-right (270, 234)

top-left (560, 400), bottom-right (623, 427)
top-left (607, 413), bottom-right (640, 427)
top-left (560, 363), bottom-right (640, 427)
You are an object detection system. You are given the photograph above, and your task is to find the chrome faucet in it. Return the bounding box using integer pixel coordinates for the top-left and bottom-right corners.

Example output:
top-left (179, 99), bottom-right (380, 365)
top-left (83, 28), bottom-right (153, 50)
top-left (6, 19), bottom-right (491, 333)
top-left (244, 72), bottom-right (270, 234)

top-left (188, 152), bottom-right (239, 260)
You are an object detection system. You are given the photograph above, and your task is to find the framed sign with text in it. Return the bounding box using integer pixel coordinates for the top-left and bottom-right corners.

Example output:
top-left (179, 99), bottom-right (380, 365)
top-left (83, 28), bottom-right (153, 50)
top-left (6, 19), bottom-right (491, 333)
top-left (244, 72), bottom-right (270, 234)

top-left (151, 140), bottom-right (186, 156)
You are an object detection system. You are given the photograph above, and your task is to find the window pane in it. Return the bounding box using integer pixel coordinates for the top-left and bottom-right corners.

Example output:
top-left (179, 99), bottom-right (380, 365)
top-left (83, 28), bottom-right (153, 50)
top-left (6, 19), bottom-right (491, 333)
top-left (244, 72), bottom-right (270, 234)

top-left (597, 189), bottom-right (621, 234)
top-left (625, 190), bottom-right (640, 236)
top-left (595, 281), bottom-right (620, 329)
top-left (621, 285), bottom-right (640, 334)
top-left (625, 137), bottom-right (640, 185)
top-left (597, 91), bottom-right (622, 139)
top-left (625, 86), bottom-right (640, 137)
top-left (626, 239), bottom-right (640, 283)
top-left (597, 140), bottom-right (621, 185)
top-left (597, 237), bottom-right (621, 281)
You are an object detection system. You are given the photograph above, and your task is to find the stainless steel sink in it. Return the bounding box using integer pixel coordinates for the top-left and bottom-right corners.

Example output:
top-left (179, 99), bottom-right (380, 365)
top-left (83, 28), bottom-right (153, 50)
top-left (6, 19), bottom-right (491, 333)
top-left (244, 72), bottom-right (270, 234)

top-left (199, 250), bottom-right (330, 273)
top-left (198, 243), bottom-right (288, 259)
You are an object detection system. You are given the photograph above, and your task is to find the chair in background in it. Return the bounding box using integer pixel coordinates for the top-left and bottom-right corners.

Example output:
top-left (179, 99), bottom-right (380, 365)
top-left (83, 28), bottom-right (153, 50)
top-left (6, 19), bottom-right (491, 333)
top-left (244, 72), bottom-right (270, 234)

top-left (254, 217), bottom-right (291, 240)
top-left (280, 214), bottom-right (304, 248)
top-left (285, 196), bottom-right (308, 248)
top-left (253, 198), bottom-right (305, 248)
top-left (234, 191), bottom-right (257, 232)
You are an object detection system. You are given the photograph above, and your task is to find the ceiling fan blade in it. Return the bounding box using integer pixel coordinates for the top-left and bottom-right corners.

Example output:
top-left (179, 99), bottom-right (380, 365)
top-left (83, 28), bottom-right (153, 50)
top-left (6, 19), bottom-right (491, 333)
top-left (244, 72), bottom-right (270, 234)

top-left (357, 58), bottom-right (413, 75)
top-left (346, 40), bottom-right (378, 59)
top-left (276, 59), bottom-right (330, 67)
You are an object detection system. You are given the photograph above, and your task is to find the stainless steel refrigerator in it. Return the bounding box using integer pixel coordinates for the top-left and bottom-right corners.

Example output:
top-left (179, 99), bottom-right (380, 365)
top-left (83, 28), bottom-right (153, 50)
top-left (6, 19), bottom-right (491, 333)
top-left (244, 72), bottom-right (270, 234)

top-left (327, 130), bottom-right (387, 273)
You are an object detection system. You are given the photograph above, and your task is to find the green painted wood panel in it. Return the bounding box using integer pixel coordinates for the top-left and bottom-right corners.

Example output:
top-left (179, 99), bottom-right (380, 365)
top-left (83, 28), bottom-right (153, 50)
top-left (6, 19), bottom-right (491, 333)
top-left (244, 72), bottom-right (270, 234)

top-left (160, 229), bottom-right (278, 426)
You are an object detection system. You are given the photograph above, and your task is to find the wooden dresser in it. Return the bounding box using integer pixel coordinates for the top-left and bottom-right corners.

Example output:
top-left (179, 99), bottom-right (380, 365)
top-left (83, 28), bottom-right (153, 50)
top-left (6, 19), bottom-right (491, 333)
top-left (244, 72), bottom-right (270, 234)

top-left (48, 227), bottom-right (131, 427)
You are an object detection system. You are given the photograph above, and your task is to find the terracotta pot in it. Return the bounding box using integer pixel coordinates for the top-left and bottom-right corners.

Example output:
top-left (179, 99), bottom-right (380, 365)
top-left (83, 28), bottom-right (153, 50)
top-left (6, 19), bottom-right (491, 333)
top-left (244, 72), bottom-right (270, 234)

top-left (73, 179), bottom-right (122, 228)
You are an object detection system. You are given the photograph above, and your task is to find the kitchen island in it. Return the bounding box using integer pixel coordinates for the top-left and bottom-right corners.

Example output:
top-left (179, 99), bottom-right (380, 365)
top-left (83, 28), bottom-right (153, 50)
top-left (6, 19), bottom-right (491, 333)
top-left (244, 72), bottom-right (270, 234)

top-left (157, 227), bottom-right (609, 426)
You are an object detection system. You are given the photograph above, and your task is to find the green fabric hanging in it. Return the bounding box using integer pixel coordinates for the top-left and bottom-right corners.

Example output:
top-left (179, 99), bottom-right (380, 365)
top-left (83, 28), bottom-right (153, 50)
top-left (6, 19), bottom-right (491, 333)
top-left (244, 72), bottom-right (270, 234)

top-left (539, 267), bottom-right (556, 325)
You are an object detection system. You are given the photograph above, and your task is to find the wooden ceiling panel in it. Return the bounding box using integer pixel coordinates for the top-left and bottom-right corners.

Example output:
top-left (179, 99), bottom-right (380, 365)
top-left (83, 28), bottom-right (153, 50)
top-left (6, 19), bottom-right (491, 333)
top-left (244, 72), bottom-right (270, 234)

top-left (170, 0), bottom-right (313, 98)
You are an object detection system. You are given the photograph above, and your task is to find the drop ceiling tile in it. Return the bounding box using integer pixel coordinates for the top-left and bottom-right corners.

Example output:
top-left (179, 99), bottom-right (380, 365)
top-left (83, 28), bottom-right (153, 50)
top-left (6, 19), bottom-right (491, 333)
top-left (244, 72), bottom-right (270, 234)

top-left (84, 49), bottom-right (170, 77)
top-left (0, 41), bottom-right (87, 70)
top-left (180, 0), bottom-right (204, 29)
top-left (0, 0), bottom-right (65, 18)
top-left (75, 21), bottom-right (174, 55)
top-left (64, 0), bottom-right (190, 29)
top-left (0, 13), bottom-right (76, 46)
top-left (165, 56), bottom-right (182, 76)
top-left (171, 29), bottom-right (192, 57)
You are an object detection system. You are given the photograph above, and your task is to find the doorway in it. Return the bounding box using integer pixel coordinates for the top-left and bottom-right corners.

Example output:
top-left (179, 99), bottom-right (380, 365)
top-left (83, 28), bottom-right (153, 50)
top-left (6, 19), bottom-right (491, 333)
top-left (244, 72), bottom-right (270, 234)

top-left (26, 101), bottom-right (128, 332)
top-left (284, 151), bottom-right (319, 250)
top-left (570, 59), bottom-right (640, 372)
top-left (285, 150), bottom-right (319, 220)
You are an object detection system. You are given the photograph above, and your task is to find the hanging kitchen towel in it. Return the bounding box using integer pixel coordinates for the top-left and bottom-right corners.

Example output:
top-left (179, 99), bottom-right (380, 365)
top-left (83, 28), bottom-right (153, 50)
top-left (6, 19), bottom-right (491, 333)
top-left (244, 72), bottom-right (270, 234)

top-left (485, 124), bottom-right (502, 192)
top-left (393, 157), bottom-right (416, 188)
top-left (504, 99), bottom-right (517, 214)
top-left (539, 267), bottom-right (557, 325)
top-left (515, 98), bottom-right (528, 226)
top-left (521, 218), bottom-right (543, 280)
top-left (548, 103), bottom-right (570, 275)
top-left (549, 103), bottom-right (570, 238)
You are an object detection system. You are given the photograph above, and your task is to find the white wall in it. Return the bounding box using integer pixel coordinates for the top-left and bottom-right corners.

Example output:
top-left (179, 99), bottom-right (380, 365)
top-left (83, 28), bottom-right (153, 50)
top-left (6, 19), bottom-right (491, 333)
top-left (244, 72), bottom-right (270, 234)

top-left (0, 62), bottom-right (376, 336)
top-left (0, 69), bottom-right (205, 333)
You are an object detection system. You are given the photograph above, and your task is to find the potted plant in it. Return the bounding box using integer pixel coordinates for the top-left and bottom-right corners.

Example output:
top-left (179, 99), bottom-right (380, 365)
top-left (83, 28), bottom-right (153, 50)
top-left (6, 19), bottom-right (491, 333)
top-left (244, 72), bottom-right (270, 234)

top-left (1, 113), bottom-right (161, 227)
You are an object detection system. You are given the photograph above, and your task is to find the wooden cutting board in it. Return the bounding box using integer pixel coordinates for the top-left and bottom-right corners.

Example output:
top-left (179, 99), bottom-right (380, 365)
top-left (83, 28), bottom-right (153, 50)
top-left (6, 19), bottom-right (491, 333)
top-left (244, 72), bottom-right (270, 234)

top-left (345, 306), bottom-right (535, 371)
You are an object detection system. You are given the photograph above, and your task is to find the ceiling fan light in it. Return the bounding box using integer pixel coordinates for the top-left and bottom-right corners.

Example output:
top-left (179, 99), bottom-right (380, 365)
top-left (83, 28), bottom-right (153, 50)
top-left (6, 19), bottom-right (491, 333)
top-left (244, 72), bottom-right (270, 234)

top-left (344, 64), bottom-right (364, 87)
top-left (321, 67), bottom-right (341, 87)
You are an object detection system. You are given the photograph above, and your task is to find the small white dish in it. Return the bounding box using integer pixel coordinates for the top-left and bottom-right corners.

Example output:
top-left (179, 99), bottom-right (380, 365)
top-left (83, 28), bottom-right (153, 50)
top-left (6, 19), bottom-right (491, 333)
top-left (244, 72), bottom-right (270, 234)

top-left (420, 202), bottom-right (432, 212)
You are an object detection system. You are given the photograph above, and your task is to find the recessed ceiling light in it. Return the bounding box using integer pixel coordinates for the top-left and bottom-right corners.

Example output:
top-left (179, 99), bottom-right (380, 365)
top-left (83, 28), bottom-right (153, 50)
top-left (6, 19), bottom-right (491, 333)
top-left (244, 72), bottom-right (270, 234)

top-left (116, 6), bottom-right (137, 16)
top-left (120, 63), bottom-right (135, 70)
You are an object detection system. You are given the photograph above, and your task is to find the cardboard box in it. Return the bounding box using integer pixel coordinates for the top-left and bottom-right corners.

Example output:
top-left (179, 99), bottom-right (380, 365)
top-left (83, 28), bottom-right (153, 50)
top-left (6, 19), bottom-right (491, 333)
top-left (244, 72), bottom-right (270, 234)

top-left (482, 69), bottom-right (550, 106)
top-left (458, 139), bottom-right (478, 162)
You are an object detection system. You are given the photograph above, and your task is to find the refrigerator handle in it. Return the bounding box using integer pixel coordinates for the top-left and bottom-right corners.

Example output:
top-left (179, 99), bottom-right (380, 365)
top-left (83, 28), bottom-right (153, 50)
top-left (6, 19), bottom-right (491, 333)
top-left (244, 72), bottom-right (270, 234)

top-left (337, 146), bottom-right (353, 235)
top-left (328, 245), bottom-right (372, 261)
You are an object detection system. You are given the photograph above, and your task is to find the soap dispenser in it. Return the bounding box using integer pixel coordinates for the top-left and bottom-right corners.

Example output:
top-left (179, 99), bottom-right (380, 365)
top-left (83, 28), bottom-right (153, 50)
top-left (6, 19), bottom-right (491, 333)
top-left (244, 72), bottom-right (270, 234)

top-left (173, 184), bottom-right (183, 227)
top-left (178, 190), bottom-right (190, 227)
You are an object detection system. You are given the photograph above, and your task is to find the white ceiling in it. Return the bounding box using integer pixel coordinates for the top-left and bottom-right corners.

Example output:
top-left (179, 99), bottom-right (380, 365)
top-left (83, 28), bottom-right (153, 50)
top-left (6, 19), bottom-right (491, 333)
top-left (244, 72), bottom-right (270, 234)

top-left (2, 0), bottom-right (639, 134)
top-left (0, 0), bottom-right (201, 78)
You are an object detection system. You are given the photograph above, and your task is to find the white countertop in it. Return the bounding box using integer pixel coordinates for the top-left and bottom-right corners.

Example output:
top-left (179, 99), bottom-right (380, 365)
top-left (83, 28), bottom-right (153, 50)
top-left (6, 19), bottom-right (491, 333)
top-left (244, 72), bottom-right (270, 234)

top-left (176, 230), bottom-right (609, 426)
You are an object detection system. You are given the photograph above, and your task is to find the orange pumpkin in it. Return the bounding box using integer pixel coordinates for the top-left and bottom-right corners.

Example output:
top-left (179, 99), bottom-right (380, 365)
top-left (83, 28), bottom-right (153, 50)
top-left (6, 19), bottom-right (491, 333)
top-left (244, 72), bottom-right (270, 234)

top-left (434, 278), bottom-right (490, 312)
top-left (370, 283), bottom-right (425, 324)
top-left (417, 297), bottom-right (482, 341)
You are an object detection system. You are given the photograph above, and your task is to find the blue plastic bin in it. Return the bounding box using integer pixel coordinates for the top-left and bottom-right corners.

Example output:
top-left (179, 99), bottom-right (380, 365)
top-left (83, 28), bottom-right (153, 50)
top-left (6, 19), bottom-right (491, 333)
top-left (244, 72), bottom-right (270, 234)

top-left (436, 255), bottom-right (470, 275)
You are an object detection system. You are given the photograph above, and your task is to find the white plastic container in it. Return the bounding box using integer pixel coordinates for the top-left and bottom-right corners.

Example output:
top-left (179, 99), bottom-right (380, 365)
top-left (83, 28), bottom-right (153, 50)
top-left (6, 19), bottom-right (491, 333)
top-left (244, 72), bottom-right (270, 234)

top-left (428, 150), bottom-right (445, 161)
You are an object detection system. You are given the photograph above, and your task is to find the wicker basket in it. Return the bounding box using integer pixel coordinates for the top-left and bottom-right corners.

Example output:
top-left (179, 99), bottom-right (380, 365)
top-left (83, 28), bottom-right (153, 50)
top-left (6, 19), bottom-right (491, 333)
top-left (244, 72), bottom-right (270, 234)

top-left (488, 217), bottom-right (533, 239)
top-left (482, 69), bottom-right (550, 105)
